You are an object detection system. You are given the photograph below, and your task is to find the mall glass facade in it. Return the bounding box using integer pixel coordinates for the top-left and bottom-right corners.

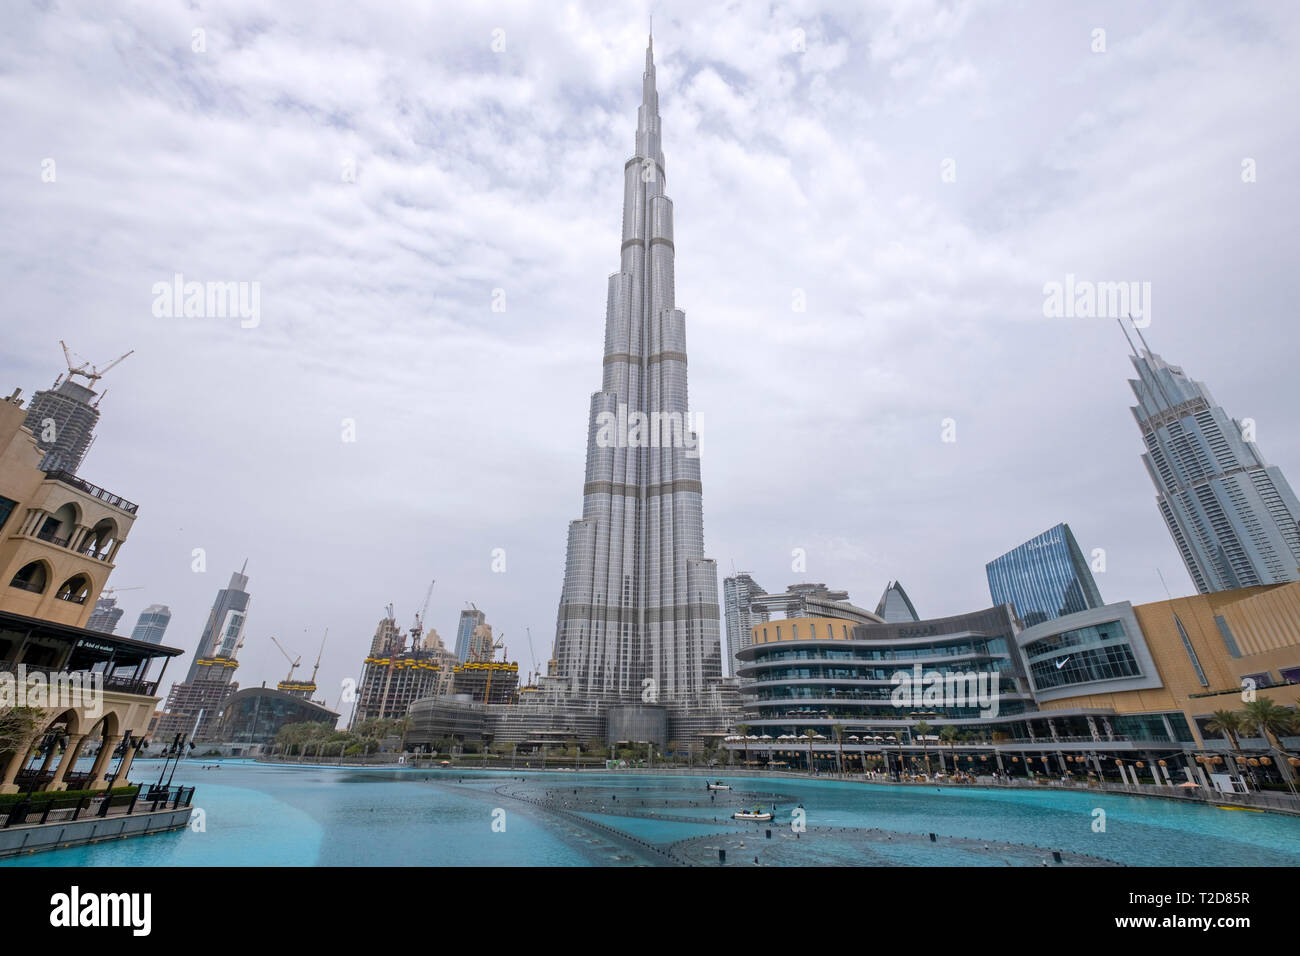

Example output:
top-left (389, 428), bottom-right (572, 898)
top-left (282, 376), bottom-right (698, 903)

top-left (986, 523), bottom-right (1104, 628)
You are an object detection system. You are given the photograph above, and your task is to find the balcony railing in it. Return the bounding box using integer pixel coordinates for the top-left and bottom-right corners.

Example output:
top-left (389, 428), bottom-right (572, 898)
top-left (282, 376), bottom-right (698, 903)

top-left (34, 528), bottom-right (70, 547)
top-left (8, 577), bottom-right (44, 593)
top-left (53, 592), bottom-right (88, 605)
top-left (42, 469), bottom-right (139, 515)
top-left (0, 662), bottom-right (157, 697)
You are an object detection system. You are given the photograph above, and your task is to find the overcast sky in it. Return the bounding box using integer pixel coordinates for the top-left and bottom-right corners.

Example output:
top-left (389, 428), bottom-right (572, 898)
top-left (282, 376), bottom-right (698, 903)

top-left (3, 0), bottom-right (1297, 706)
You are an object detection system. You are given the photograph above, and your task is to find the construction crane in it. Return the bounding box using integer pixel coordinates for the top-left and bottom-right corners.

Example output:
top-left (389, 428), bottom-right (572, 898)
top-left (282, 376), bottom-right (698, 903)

top-left (59, 340), bottom-right (134, 387)
top-left (268, 635), bottom-right (302, 683)
top-left (525, 626), bottom-right (538, 684)
top-left (308, 628), bottom-right (328, 685)
top-left (481, 632), bottom-right (506, 704)
top-left (100, 585), bottom-right (144, 598)
top-left (409, 579), bottom-right (435, 647)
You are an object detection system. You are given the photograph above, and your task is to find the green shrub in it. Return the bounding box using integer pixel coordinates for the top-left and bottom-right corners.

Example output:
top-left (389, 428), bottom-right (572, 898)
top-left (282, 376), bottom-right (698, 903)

top-left (0, 784), bottom-right (140, 807)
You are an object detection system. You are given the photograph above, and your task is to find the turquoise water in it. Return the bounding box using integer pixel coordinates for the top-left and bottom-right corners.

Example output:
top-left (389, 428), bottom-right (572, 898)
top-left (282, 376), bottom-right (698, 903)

top-left (4, 760), bottom-right (1299, 866)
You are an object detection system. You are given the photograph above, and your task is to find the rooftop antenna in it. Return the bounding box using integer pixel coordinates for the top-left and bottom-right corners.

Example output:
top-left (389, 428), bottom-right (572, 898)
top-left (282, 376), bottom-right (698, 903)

top-left (1130, 313), bottom-right (1157, 356)
top-left (1124, 313), bottom-right (1177, 415)
top-left (59, 340), bottom-right (134, 387)
top-left (1115, 316), bottom-right (1139, 358)
top-left (525, 626), bottom-right (538, 677)
top-left (1155, 567), bottom-right (1174, 601)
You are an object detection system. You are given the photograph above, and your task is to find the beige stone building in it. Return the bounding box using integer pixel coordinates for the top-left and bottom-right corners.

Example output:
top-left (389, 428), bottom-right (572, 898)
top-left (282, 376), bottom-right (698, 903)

top-left (0, 388), bottom-right (182, 793)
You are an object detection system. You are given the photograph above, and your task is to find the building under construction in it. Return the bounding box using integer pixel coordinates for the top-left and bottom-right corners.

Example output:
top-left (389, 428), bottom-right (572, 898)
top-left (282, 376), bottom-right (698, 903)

top-left (22, 342), bottom-right (133, 474)
top-left (351, 603), bottom-right (456, 727)
top-left (154, 565), bottom-right (251, 742)
top-left (451, 661), bottom-right (519, 704)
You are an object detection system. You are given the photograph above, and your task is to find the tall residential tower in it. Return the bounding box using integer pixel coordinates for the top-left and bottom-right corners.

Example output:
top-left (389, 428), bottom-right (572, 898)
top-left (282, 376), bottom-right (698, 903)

top-left (722, 572), bottom-right (769, 678)
top-left (552, 37), bottom-right (721, 702)
top-left (155, 565), bottom-right (251, 741)
top-left (1126, 340), bottom-right (1300, 593)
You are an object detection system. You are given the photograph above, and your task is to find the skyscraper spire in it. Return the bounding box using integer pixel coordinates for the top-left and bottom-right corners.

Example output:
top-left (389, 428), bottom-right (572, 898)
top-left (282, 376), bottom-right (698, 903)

top-left (551, 39), bottom-right (721, 703)
top-left (637, 34), bottom-right (663, 170)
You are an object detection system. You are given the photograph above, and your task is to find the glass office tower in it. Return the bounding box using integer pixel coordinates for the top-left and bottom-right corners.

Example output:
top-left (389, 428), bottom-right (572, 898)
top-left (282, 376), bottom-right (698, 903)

top-left (129, 604), bottom-right (172, 644)
top-left (986, 523), bottom-right (1104, 628)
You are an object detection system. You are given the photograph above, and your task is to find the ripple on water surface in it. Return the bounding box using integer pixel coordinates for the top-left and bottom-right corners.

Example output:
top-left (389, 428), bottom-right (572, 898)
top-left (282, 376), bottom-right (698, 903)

top-left (5, 764), bottom-right (1298, 866)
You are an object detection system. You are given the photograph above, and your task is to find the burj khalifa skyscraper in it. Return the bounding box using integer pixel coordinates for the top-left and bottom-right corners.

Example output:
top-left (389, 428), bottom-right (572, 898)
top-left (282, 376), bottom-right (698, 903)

top-left (552, 36), bottom-right (722, 704)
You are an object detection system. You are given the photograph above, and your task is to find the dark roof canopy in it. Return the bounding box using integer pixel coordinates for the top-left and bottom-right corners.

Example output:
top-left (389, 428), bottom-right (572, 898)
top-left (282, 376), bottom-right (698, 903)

top-left (0, 608), bottom-right (185, 669)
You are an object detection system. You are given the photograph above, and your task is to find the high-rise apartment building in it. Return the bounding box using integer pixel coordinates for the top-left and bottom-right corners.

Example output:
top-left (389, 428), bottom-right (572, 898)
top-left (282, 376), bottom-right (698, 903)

top-left (722, 572), bottom-right (769, 677)
top-left (155, 565), bottom-right (251, 741)
top-left (454, 606), bottom-right (485, 663)
top-left (353, 607), bottom-right (445, 727)
top-left (86, 595), bottom-right (125, 633)
top-left (1126, 343), bottom-right (1300, 593)
top-left (986, 523), bottom-right (1104, 628)
top-left (21, 378), bottom-right (100, 474)
top-left (130, 604), bottom-right (172, 644)
top-left (552, 37), bottom-right (721, 702)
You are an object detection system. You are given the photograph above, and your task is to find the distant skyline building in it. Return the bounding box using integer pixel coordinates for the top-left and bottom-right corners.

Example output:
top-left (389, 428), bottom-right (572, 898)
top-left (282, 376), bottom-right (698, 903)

top-left (465, 621), bottom-right (496, 663)
top-left (986, 523), bottom-right (1104, 628)
top-left (86, 595), bottom-right (124, 634)
top-left (353, 607), bottom-right (446, 727)
top-left (874, 581), bottom-right (920, 623)
top-left (454, 606), bottom-right (486, 663)
top-left (1125, 338), bottom-right (1300, 593)
top-left (722, 572), bottom-right (770, 678)
top-left (130, 603), bottom-right (171, 645)
top-left (551, 37), bottom-right (721, 702)
top-left (155, 564), bottom-right (251, 742)
top-left (747, 582), bottom-right (882, 627)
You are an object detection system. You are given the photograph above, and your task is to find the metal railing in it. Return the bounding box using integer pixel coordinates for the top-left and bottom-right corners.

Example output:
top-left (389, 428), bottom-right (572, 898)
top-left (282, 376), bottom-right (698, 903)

top-left (34, 528), bottom-right (70, 547)
top-left (1, 784), bottom-right (193, 829)
top-left (42, 470), bottom-right (139, 514)
top-left (0, 662), bottom-right (157, 697)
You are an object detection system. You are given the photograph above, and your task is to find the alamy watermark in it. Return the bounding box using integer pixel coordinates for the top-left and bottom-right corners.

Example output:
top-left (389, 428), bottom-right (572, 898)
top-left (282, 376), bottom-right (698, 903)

top-left (0, 666), bottom-right (102, 717)
top-left (1042, 274), bottom-right (1151, 326)
top-left (594, 403), bottom-right (701, 458)
top-left (151, 273), bottom-right (260, 328)
top-left (890, 665), bottom-right (999, 718)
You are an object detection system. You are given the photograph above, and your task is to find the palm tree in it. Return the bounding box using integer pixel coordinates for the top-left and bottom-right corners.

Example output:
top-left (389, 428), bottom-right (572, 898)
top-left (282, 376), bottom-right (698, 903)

top-left (831, 723), bottom-right (845, 776)
top-left (805, 727), bottom-right (819, 774)
top-left (735, 723), bottom-right (751, 768)
top-left (939, 725), bottom-right (959, 775)
top-left (1204, 710), bottom-right (1244, 751)
top-left (1241, 698), bottom-right (1294, 751)
top-left (1241, 697), bottom-right (1298, 788)
top-left (1205, 709), bottom-right (1250, 785)
top-left (914, 721), bottom-right (933, 776)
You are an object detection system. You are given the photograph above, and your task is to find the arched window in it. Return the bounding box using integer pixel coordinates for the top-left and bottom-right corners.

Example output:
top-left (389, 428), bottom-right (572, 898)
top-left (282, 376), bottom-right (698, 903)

top-left (55, 574), bottom-right (92, 605)
top-left (9, 561), bottom-right (49, 593)
top-left (81, 519), bottom-right (119, 560)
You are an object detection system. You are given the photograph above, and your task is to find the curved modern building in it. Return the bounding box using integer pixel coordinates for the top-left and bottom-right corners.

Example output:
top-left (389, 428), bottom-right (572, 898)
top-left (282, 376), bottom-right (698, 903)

top-left (216, 687), bottom-right (339, 746)
top-left (734, 605), bottom-right (1033, 738)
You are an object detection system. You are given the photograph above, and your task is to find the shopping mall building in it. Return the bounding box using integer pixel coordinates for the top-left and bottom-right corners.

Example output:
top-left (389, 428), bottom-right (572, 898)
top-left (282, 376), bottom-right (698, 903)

top-left (730, 582), bottom-right (1300, 785)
